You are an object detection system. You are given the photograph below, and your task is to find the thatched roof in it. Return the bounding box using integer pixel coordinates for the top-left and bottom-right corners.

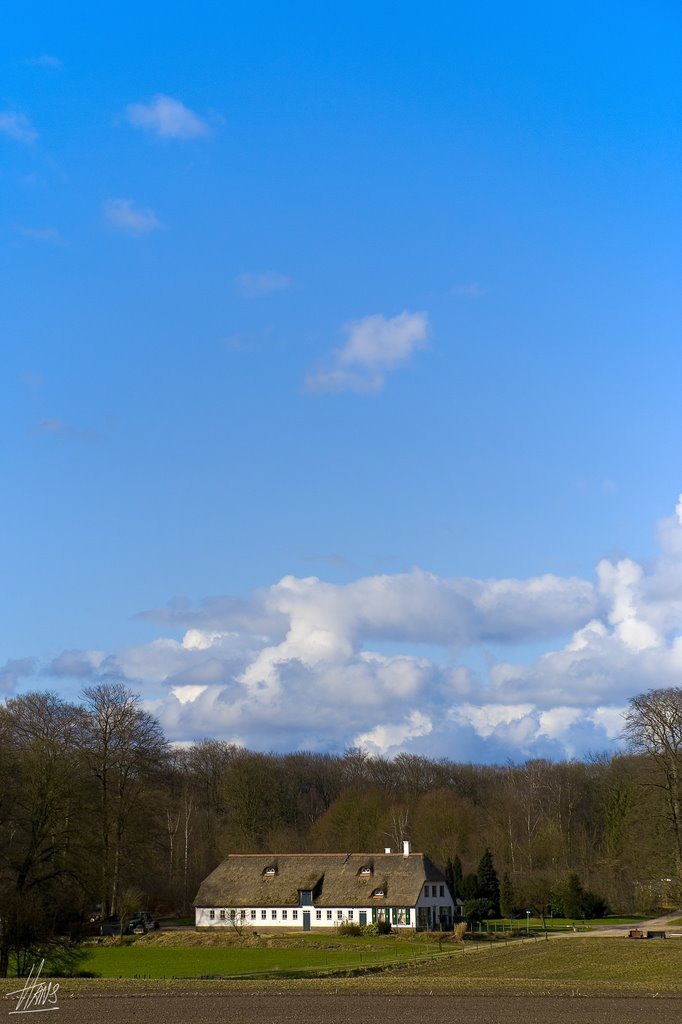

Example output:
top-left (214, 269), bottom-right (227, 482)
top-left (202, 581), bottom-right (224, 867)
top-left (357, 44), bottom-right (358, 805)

top-left (194, 852), bottom-right (447, 908)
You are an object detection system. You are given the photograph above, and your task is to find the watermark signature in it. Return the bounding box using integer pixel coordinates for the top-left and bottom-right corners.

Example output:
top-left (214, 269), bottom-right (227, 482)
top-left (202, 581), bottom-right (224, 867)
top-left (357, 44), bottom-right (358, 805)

top-left (5, 960), bottom-right (59, 1014)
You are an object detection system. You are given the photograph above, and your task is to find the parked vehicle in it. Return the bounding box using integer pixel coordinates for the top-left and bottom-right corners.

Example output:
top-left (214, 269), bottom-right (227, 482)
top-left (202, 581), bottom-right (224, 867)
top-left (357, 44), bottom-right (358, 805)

top-left (99, 916), bottom-right (121, 936)
top-left (126, 911), bottom-right (160, 934)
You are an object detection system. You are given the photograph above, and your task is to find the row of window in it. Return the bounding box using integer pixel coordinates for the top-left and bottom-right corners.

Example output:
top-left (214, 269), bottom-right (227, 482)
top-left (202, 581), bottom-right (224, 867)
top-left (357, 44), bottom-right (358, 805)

top-left (423, 885), bottom-right (445, 898)
top-left (206, 907), bottom-right (411, 923)
top-left (210, 908), bottom-right (304, 921)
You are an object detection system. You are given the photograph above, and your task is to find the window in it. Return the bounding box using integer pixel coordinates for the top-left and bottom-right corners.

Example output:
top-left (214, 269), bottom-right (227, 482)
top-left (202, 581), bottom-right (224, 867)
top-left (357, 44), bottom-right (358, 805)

top-left (261, 910), bottom-right (267, 920)
top-left (371, 888), bottom-right (385, 898)
top-left (250, 910), bottom-right (256, 920)
top-left (440, 885), bottom-right (444, 898)
top-left (348, 910), bottom-right (354, 920)
top-left (337, 910), bottom-right (343, 920)
top-left (424, 885), bottom-right (430, 897)
top-left (240, 910), bottom-right (246, 920)
top-left (271, 910), bottom-right (277, 920)
top-left (292, 910), bottom-right (298, 920)
top-left (282, 910), bottom-right (287, 920)
top-left (299, 890), bottom-right (312, 905)
top-left (229, 909), bottom-right (236, 921)
top-left (263, 865), bottom-right (277, 876)
top-left (219, 909), bottom-right (226, 921)
top-left (316, 910), bottom-right (321, 920)
top-left (326, 910), bottom-right (332, 920)
top-left (209, 909), bottom-right (215, 920)
top-left (359, 865), bottom-right (372, 875)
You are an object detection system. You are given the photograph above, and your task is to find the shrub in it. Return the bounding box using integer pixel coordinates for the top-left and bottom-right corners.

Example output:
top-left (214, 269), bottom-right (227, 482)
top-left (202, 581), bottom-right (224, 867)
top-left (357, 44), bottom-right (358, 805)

top-left (463, 898), bottom-right (494, 922)
top-left (453, 921), bottom-right (468, 942)
top-left (337, 922), bottom-right (363, 936)
top-left (361, 920), bottom-right (391, 936)
top-left (582, 890), bottom-right (609, 919)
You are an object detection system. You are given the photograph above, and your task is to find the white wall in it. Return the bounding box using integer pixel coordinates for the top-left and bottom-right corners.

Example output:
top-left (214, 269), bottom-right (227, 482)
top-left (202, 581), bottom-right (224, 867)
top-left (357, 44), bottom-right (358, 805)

top-left (415, 881), bottom-right (455, 929)
top-left (195, 905), bottom-right (417, 929)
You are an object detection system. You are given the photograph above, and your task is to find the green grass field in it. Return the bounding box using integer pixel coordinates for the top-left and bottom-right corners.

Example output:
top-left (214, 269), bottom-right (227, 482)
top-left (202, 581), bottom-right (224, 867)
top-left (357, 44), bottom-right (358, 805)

top-left (80, 937), bottom-right (444, 979)
top-left (1, 933), bottom-right (681, 994)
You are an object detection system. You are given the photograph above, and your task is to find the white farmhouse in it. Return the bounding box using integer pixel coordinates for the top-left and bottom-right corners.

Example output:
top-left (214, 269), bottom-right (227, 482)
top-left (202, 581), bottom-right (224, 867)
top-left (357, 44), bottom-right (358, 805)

top-left (194, 841), bottom-right (456, 931)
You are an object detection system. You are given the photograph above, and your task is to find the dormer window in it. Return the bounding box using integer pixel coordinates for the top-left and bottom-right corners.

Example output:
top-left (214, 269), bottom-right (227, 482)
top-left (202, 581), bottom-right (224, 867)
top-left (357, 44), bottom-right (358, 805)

top-left (371, 887), bottom-right (385, 899)
top-left (359, 865), bottom-right (372, 876)
top-left (263, 865), bottom-right (277, 876)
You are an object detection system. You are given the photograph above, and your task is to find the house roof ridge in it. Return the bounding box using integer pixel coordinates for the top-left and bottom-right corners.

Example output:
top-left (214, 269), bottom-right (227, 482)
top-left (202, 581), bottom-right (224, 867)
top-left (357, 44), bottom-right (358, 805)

top-left (223, 851), bottom-right (425, 857)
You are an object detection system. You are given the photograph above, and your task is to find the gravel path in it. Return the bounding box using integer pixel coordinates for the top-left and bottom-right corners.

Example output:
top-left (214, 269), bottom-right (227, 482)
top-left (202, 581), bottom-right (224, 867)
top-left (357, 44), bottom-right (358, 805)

top-left (566, 910), bottom-right (682, 937)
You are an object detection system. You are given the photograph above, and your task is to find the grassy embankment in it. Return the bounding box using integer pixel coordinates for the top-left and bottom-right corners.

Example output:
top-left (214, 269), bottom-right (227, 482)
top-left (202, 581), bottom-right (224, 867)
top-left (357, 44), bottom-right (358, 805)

top-left (1, 921), bottom-right (681, 995)
top-left (73, 933), bottom-right (682, 994)
top-left (77, 931), bottom-right (446, 979)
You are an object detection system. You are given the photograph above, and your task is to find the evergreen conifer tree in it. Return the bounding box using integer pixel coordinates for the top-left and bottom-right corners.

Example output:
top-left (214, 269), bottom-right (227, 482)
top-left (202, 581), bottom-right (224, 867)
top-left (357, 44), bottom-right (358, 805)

top-left (499, 871), bottom-right (515, 918)
top-left (476, 847), bottom-right (500, 916)
top-left (445, 854), bottom-right (463, 900)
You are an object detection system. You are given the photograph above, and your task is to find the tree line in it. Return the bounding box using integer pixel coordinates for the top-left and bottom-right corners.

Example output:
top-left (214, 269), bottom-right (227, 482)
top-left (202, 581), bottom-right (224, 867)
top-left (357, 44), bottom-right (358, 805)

top-left (1, 682), bottom-right (681, 974)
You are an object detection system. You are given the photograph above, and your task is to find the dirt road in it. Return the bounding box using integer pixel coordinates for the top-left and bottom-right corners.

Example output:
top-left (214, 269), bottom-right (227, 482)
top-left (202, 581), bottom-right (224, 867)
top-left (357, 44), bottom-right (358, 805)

top-left (23, 993), bottom-right (681, 1024)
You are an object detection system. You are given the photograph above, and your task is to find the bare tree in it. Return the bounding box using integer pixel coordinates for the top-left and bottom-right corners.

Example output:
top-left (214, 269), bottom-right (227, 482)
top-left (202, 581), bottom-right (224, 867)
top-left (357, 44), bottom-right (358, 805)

top-left (80, 683), bottom-right (167, 916)
top-left (0, 693), bottom-right (84, 976)
top-left (624, 687), bottom-right (682, 877)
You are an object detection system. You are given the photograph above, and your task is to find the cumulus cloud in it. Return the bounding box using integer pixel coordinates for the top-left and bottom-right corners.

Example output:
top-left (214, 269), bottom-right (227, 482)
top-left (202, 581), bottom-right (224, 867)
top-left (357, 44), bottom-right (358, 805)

top-left (234, 272), bottom-right (292, 297)
top-left (15, 495), bottom-right (682, 761)
top-left (354, 711), bottom-right (433, 756)
top-left (0, 658), bottom-right (36, 694)
top-left (104, 198), bottom-right (164, 236)
top-left (0, 111), bottom-right (37, 143)
top-left (30, 565), bottom-right (599, 756)
top-left (305, 311), bottom-right (429, 394)
top-left (49, 650), bottom-right (106, 677)
top-left (125, 94), bottom-right (210, 140)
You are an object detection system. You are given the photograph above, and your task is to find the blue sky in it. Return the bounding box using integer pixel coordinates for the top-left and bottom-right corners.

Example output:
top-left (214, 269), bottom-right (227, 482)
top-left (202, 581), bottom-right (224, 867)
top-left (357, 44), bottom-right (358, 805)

top-left (4, 2), bottom-right (682, 761)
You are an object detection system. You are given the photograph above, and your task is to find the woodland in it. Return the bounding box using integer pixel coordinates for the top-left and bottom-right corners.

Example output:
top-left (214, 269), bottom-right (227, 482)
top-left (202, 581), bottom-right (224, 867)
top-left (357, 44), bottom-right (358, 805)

top-left (0, 682), bottom-right (681, 975)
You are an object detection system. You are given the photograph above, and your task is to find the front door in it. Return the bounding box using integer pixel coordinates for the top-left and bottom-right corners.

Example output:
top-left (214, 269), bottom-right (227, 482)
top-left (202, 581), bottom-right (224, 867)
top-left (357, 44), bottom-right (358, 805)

top-left (303, 911), bottom-right (311, 931)
top-left (359, 911), bottom-right (367, 926)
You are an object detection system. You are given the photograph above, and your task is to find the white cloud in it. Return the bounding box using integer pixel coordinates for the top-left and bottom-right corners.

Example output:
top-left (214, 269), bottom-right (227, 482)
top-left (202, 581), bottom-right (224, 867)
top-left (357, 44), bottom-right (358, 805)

top-left (449, 702), bottom-right (535, 739)
top-left (354, 711), bottom-right (433, 756)
top-left (19, 494), bottom-right (682, 761)
top-left (34, 564), bottom-right (598, 756)
top-left (0, 111), bottom-right (37, 144)
top-left (125, 94), bottom-right (210, 140)
top-left (234, 272), bottom-right (292, 297)
top-left (0, 658), bottom-right (36, 694)
top-left (305, 311), bottom-right (429, 394)
top-left (596, 557), bottom-right (660, 651)
top-left (104, 198), bottom-right (164, 236)
top-left (537, 706), bottom-right (582, 741)
top-left (171, 685), bottom-right (208, 705)
top-left (587, 706), bottom-right (626, 740)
